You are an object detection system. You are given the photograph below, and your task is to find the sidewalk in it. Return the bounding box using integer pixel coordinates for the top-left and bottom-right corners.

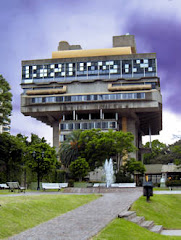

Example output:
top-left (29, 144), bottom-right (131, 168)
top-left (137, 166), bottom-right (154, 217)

top-left (7, 188), bottom-right (142, 240)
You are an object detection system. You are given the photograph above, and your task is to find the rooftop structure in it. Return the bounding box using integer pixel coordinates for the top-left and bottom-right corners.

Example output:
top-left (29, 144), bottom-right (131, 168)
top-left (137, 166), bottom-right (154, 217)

top-left (21, 35), bottom-right (162, 160)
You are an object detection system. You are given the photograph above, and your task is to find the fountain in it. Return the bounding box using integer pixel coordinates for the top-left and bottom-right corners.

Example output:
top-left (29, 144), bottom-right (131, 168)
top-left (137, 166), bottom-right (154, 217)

top-left (104, 158), bottom-right (114, 187)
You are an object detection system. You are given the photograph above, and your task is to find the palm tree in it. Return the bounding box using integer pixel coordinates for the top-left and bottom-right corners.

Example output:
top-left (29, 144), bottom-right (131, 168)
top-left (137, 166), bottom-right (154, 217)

top-left (59, 130), bottom-right (81, 168)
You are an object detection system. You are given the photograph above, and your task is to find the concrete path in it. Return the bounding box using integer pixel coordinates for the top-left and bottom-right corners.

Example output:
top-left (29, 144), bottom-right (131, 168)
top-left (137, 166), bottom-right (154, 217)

top-left (154, 190), bottom-right (181, 195)
top-left (7, 188), bottom-right (142, 240)
top-left (162, 230), bottom-right (181, 236)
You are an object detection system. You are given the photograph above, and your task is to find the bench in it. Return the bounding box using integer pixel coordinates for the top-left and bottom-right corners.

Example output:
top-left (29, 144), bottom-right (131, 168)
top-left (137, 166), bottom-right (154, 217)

top-left (7, 182), bottom-right (26, 193)
top-left (111, 183), bottom-right (136, 188)
top-left (93, 183), bottom-right (106, 187)
top-left (42, 183), bottom-right (61, 191)
top-left (0, 183), bottom-right (9, 189)
top-left (59, 183), bottom-right (68, 188)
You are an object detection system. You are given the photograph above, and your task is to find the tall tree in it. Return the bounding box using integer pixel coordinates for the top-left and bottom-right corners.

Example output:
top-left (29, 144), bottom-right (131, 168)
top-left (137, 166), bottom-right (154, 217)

top-left (59, 130), bottom-right (81, 168)
top-left (0, 133), bottom-right (25, 182)
top-left (0, 75), bottom-right (12, 126)
top-left (69, 157), bottom-right (90, 181)
top-left (27, 140), bottom-right (58, 182)
top-left (79, 129), bottom-right (136, 170)
top-left (59, 129), bottom-right (136, 171)
top-left (143, 140), bottom-right (167, 164)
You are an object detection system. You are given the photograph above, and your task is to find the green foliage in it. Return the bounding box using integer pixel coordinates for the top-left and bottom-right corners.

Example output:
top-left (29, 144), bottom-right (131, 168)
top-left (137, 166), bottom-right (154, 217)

top-left (143, 140), bottom-right (167, 164)
top-left (0, 75), bottom-right (12, 125)
top-left (78, 129), bottom-right (136, 171)
top-left (59, 130), bottom-right (81, 168)
top-left (126, 158), bottom-right (145, 174)
top-left (0, 133), bottom-right (26, 182)
top-left (0, 132), bottom-right (58, 184)
top-left (59, 129), bottom-right (136, 171)
top-left (69, 157), bottom-right (90, 181)
top-left (115, 171), bottom-right (133, 183)
top-left (166, 180), bottom-right (181, 187)
top-left (172, 141), bottom-right (181, 167)
top-left (0, 194), bottom-right (99, 239)
top-left (27, 141), bottom-right (58, 181)
top-left (115, 158), bottom-right (145, 183)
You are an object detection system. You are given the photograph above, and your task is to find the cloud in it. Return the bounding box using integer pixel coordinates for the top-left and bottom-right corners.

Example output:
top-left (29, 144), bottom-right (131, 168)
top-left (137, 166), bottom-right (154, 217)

top-left (1, 0), bottom-right (181, 145)
top-left (10, 111), bottom-right (52, 145)
top-left (126, 16), bottom-right (181, 114)
top-left (143, 109), bottom-right (181, 145)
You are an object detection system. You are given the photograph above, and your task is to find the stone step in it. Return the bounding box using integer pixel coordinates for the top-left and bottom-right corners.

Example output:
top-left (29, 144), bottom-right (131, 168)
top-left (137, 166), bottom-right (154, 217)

top-left (118, 211), bottom-right (136, 220)
top-left (150, 225), bottom-right (163, 234)
top-left (130, 216), bottom-right (145, 225)
top-left (140, 220), bottom-right (154, 230)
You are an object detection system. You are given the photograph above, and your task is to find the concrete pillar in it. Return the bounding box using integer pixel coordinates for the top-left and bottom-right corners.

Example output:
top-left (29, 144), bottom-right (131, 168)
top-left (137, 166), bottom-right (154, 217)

top-left (52, 121), bottom-right (59, 153)
top-left (127, 118), bottom-right (138, 160)
top-left (100, 109), bottom-right (103, 119)
top-left (122, 117), bottom-right (127, 132)
top-left (73, 110), bottom-right (76, 120)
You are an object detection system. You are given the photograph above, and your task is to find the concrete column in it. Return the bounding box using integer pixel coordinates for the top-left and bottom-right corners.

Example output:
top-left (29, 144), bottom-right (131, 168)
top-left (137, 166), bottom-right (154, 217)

top-left (122, 117), bottom-right (127, 132)
top-left (127, 118), bottom-right (138, 160)
top-left (100, 109), bottom-right (103, 119)
top-left (89, 113), bottom-right (91, 120)
top-left (73, 110), bottom-right (76, 120)
top-left (52, 121), bottom-right (59, 153)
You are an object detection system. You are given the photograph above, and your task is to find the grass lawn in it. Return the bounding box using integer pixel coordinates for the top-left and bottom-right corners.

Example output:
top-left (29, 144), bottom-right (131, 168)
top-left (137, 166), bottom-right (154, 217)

top-left (0, 194), bottom-right (99, 239)
top-left (131, 195), bottom-right (181, 229)
top-left (93, 218), bottom-right (181, 240)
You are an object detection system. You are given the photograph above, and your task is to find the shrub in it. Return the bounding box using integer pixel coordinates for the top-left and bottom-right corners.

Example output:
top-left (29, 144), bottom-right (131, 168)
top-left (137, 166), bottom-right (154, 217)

top-left (166, 180), bottom-right (181, 187)
top-left (115, 171), bottom-right (134, 183)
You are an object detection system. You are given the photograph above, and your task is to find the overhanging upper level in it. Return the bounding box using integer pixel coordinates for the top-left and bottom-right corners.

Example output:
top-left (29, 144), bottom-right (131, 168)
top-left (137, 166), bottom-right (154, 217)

top-left (21, 35), bottom-right (162, 136)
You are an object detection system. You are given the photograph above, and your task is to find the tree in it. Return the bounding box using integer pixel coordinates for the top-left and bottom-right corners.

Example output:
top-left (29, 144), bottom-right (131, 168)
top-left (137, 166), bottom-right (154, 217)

top-left (0, 133), bottom-right (26, 182)
top-left (27, 141), bottom-right (58, 182)
top-left (126, 158), bottom-right (145, 175)
top-left (59, 130), bottom-right (81, 168)
top-left (0, 75), bottom-right (12, 126)
top-left (79, 129), bottom-right (136, 171)
top-left (171, 140), bottom-right (181, 167)
top-left (143, 140), bottom-right (167, 164)
top-left (69, 157), bottom-right (90, 181)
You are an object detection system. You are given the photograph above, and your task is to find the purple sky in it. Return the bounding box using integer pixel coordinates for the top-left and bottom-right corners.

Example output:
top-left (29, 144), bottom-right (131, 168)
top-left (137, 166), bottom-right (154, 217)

top-left (0, 0), bottom-right (180, 144)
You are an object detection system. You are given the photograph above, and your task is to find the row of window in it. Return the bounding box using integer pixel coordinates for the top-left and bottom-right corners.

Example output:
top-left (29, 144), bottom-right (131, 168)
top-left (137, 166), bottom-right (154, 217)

top-left (60, 121), bottom-right (117, 131)
top-left (31, 92), bottom-right (145, 104)
top-left (22, 58), bottom-right (156, 80)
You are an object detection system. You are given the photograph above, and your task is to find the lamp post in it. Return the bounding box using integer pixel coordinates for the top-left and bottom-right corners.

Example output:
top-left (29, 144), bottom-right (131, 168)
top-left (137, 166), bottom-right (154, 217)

top-left (32, 151), bottom-right (40, 191)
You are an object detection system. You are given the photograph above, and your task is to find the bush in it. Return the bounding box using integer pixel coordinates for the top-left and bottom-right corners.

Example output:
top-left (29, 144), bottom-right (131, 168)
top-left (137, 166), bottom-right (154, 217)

top-left (68, 179), bottom-right (74, 187)
top-left (166, 180), bottom-right (181, 187)
top-left (115, 171), bottom-right (134, 183)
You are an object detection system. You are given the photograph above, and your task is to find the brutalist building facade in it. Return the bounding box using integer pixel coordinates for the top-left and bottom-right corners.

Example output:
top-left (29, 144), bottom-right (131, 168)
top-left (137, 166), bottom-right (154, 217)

top-left (21, 35), bottom-right (162, 160)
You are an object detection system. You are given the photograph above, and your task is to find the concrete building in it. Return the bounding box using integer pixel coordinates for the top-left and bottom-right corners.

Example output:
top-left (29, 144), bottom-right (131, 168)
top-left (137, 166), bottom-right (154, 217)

top-left (21, 35), bottom-right (162, 160)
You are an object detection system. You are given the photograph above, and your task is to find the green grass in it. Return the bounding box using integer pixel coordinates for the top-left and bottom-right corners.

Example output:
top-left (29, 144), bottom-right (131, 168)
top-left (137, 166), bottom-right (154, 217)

top-left (0, 194), bottom-right (99, 239)
top-left (131, 195), bottom-right (181, 229)
top-left (154, 188), bottom-right (181, 191)
top-left (74, 182), bottom-right (88, 188)
top-left (93, 218), bottom-right (181, 240)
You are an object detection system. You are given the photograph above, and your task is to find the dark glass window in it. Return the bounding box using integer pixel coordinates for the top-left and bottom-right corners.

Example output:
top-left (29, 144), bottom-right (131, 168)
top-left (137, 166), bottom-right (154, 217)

top-left (65, 96), bottom-right (71, 102)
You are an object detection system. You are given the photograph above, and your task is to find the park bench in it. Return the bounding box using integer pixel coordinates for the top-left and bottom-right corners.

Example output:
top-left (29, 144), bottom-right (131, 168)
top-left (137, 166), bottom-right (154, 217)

top-left (93, 183), bottom-right (106, 187)
top-left (0, 183), bottom-right (9, 189)
top-left (111, 183), bottom-right (136, 188)
top-left (42, 183), bottom-right (61, 191)
top-left (7, 182), bottom-right (26, 193)
top-left (59, 183), bottom-right (68, 188)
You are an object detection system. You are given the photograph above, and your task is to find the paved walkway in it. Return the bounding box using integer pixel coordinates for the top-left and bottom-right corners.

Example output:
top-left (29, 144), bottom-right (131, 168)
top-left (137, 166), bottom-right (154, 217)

top-left (7, 188), bottom-right (142, 240)
top-left (162, 230), bottom-right (181, 236)
top-left (154, 190), bottom-right (181, 195)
